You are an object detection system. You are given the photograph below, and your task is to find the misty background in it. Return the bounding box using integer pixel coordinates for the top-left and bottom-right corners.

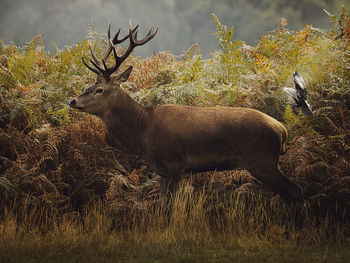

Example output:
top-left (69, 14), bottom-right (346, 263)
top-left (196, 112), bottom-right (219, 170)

top-left (0, 0), bottom-right (348, 57)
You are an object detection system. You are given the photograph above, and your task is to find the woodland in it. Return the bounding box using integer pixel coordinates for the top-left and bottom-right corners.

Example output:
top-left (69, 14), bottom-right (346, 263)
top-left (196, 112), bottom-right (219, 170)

top-left (0, 7), bottom-right (349, 263)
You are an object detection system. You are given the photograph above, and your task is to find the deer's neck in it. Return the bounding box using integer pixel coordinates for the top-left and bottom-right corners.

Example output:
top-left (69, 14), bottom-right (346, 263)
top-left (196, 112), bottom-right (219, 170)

top-left (102, 89), bottom-right (147, 153)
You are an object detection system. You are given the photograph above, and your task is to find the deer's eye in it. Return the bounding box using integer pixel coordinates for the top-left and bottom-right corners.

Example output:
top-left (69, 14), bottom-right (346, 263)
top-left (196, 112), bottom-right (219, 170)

top-left (95, 88), bottom-right (103, 94)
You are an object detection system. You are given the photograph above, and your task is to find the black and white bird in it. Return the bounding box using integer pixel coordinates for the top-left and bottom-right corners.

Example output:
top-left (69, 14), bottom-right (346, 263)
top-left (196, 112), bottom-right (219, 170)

top-left (283, 71), bottom-right (313, 117)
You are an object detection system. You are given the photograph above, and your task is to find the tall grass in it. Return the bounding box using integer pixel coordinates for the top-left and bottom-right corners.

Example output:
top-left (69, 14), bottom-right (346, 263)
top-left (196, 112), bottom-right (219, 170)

top-left (1, 180), bottom-right (349, 262)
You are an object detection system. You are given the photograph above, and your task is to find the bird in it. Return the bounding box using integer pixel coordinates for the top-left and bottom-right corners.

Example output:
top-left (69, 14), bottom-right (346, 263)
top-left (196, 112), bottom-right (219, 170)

top-left (283, 71), bottom-right (313, 117)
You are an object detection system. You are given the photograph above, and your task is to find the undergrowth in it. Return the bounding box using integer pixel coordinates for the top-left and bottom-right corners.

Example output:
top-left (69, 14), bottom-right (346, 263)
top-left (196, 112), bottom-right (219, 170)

top-left (0, 7), bottom-right (350, 262)
top-left (1, 183), bottom-right (349, 262)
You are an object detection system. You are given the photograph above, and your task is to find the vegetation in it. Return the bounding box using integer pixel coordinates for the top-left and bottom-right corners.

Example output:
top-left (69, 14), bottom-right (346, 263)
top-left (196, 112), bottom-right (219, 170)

top-left (0, 8), bottom-right (350, 262)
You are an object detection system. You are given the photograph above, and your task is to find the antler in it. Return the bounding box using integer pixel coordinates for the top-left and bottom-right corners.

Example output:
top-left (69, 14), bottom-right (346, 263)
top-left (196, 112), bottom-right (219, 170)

top-left (82, 21), bottom-right (158, 81)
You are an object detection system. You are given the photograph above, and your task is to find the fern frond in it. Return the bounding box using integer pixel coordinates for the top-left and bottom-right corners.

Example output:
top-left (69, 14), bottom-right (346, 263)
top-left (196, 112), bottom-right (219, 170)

top-left (182, 43), bottom-right (200, 61)
top-left (23, 34), bottom-right (43, 52)
top-left (212, 13), bottom-right (239, 53)
top-left (73, 148), bottom-right (88, 171)
top-left (295, 161), bottom-right (330, 178)
top-left (38, 139), bottom-right (58, 170)
top-left (322, 114), bottom-right (340, 133)
top-left (32, 174), bottom-right (59, 194)
top-left (254, 53), bottom-right (271, 73)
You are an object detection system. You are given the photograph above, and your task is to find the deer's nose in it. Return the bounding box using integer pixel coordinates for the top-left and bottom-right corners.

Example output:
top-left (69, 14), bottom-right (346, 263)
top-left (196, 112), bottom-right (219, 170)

top-left (69, 99), bottom-right (76, 108)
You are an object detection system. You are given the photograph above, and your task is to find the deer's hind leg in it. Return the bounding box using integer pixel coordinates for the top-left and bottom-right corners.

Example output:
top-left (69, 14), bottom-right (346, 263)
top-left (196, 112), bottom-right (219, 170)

top-left (248, 166), bottom-right (303, 203)
top-left (160, 175), bottom-right (182, 197)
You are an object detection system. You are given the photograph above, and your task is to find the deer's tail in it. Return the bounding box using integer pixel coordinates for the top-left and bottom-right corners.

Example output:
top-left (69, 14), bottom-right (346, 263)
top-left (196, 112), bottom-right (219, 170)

top-left (280, 125), bottom-right (288, 155)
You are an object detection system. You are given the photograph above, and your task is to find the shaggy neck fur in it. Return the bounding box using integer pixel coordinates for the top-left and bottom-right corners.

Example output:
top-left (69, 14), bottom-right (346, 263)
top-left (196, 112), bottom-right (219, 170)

top-left (102, 88), bottom-right (147, 153)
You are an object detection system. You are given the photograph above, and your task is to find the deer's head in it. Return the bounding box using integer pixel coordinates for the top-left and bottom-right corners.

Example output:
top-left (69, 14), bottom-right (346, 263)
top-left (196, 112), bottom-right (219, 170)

top-left (69, 22), bottom-right (157, 117)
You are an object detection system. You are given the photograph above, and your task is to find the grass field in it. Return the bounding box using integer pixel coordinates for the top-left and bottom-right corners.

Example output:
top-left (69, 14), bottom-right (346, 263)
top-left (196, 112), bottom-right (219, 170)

top-left (1, 185), bottom-right (349, 262)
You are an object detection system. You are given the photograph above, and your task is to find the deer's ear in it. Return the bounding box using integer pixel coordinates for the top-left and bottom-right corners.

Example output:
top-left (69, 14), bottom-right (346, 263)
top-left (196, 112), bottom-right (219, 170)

top-left (118, 66), bottom-right (133, 82)
top-left (109, 66), bottom-right (133, 86)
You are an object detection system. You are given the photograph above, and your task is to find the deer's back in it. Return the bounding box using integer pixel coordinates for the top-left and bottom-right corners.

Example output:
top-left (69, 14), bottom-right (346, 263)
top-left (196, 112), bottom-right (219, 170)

top-left (143, 105), bottom-right (286, 173)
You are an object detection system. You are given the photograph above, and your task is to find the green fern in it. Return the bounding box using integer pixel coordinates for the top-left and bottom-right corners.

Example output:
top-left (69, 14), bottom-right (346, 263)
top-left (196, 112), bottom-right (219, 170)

top-left (283, 105), bottom-right (301, 138)
top-left (23, 34), bottom-right (43, 52)
top-left (46, 103), bottom-right (70, 126)
top-left (212, 13), bottom-right (234, 53)
top-left (181, 54), bottom-right (203, 82)
top-left (183, 43), bottom-right (200, 61)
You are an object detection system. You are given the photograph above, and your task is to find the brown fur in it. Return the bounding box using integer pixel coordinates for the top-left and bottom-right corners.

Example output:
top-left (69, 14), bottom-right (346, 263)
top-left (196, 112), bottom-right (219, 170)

top-left (70, 67), bottom-right (303, 202)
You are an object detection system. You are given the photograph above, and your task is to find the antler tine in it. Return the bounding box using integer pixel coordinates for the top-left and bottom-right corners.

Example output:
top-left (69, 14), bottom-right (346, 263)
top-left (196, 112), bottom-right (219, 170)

top-left (112, 28), bottom-right (121, 43)
top-left (102, 22), bottom-right (118, 63)
top-left (134, 26), bottom-right (158, 46)
top-left (108, 37), bottom-right (118, 58)
top-left (145, 26), bottom-right (153, 38)
top-left (88, 56), bottom-right (110, 81)
top-left (102, 24), bottom-right (139, 62)
top-left (111, 24), bottom-right (158, 68)
top-left (89, 58), bottom-right (104, 73)
top-left (127, 21), bottom-right (158, 46)
top-left (82, 21), bottom-right (157, 81)
top-left (114, 25), bottom-right (139, 44)
top-left (82, 57), bottom-right (100, 75)
top-left (133, 31), bottom-right (139, 42)
top-left (102, 59), bottom-right (109, 72)
top-left (107, 19), bottom-right (111, 40)
top-left (88, 44), bottom-right (100, 66)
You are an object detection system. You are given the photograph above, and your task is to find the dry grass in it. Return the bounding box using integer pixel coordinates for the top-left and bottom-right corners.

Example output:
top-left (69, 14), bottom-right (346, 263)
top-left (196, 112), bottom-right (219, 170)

top-left (1, 181), bottom-right (349, 262)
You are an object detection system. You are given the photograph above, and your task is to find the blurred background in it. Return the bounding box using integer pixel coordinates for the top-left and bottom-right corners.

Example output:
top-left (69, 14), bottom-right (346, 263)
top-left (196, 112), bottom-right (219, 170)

top-left (0, 0), bottom-right (348, 57)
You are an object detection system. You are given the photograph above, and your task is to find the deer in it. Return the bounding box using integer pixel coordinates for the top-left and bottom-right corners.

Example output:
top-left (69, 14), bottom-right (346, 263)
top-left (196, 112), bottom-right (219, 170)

top-left (69, 22), bottom-right (303, 203)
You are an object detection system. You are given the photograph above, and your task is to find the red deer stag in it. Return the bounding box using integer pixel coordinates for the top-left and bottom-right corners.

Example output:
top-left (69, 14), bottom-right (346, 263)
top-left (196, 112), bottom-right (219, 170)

top-left (69, 22), bottom-right (303, 203)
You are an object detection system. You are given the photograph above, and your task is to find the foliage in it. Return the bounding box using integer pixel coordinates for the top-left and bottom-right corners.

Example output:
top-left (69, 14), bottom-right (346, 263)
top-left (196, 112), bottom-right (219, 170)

top-left (0, 7), bottom-right (350, 259)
